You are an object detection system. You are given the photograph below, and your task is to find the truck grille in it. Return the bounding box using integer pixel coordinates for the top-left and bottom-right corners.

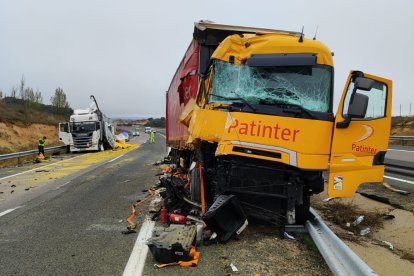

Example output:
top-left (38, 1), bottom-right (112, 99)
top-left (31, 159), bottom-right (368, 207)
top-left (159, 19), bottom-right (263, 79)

top-left (73, 134), bottom-right (93, 148)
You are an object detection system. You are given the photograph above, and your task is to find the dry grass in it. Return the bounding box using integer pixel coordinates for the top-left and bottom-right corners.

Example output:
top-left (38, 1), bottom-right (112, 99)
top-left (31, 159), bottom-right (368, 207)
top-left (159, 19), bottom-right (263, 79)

top-left (0, 122), bottom-right (63, 154)
top-left (316, 201), bottom-right (385, 235)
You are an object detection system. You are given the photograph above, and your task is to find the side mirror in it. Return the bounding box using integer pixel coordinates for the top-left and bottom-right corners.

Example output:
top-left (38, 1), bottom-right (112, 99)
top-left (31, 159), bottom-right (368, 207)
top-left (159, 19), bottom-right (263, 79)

top-left (355, 77), bottom-right (374, 91)
top-left (348, 93), bottom-right (368, 118)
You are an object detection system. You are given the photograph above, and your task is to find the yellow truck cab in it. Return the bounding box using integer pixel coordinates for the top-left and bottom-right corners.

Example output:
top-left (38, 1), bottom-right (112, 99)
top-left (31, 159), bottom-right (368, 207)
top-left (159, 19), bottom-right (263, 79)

top-left (166, 22), bottom-right (392, 225)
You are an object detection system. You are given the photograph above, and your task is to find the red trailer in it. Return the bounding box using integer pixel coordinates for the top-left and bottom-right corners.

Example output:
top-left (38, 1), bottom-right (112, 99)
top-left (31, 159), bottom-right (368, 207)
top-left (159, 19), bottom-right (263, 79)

top-left (166, 40), bottom-right (200, 150)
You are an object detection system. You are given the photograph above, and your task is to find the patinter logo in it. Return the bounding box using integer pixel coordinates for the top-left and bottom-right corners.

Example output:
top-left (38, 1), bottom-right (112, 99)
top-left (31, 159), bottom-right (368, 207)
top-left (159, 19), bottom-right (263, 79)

top-left (351, 124), bottom-right (377, 154)
top-left (227, 119), bottom-right (300, 142)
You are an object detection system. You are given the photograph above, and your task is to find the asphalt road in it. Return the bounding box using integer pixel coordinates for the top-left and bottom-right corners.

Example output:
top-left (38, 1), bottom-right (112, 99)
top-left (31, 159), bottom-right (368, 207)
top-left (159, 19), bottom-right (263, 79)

top-left (0, 132), bottom-right (166, 275)
top-left (385, 145), bottom-right (414, 192)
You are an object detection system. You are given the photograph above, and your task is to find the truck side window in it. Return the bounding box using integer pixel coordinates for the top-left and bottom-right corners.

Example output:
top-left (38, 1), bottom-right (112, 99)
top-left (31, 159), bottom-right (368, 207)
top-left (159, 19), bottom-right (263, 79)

top-left (342, 79), bottom-right (387, 120)
top-left (60, 124), bottom-right (68, 132)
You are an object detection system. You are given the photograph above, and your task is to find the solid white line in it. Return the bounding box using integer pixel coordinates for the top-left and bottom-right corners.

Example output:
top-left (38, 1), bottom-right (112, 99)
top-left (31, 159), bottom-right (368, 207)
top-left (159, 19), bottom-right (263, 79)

top-left (158, 133), bottom-right (166, 139)
top-left (123, 217), bottom-right (155, 276)
top-left (388, 149), bottom-right (414, 153)
top-left (108, 154), bottom-right (125, 163)
top-left (0, 155), bottom-right (82, 181)
top-left (0, 206), bottom-right (23, 217)
top-left (384, 175), bottom-right (414, 185)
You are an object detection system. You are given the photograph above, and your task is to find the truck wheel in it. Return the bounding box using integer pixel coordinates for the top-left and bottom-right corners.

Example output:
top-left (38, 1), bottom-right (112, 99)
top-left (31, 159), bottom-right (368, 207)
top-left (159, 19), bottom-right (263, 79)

top-left (98, 142), bottom-right (102, 151)
top-left (295, 194), bottom-right (310, 225)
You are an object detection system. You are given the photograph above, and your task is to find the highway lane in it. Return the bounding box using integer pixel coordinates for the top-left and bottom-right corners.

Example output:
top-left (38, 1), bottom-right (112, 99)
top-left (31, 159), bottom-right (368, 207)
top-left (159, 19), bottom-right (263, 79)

top-left (385, 145), bottom-right (414, 191)
top-left (0, 133), bottom-right (165, 275)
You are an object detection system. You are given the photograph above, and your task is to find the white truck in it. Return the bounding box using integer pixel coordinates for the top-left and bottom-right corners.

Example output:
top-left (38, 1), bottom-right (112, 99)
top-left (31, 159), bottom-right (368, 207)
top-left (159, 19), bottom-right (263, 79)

top-left (59, 95), bottom-right (116, 152)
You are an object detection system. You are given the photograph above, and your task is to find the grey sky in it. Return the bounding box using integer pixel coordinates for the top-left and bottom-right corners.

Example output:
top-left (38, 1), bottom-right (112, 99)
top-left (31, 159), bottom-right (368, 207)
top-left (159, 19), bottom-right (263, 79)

top-left (0, 0), bottom-right (413, 117)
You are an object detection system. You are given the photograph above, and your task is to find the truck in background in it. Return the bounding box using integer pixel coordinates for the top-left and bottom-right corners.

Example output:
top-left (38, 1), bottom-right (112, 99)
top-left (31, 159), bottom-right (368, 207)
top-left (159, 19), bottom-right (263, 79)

top-left (59, 95), bottom-right (116, 152)
top-left (166, 21), bottom-right (392, 225)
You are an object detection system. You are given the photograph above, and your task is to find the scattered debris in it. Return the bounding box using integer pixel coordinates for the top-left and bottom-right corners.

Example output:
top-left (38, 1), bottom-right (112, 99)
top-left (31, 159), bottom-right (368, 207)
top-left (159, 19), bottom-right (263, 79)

top-left (230, 263), bottom-right (239, 272)
top-left (284, 232), bottom-right (296, 240)
top-left (25, 188), bottom-right (30, 191)
top-left (359, 227), bottom-right (370, 236)
top-left (383, 214), bottom-right (395, 220)
top-left (323, 197), bottom-right (335, 202)
top-left (148, 195), bottom-right (163, 213)
top-left (381, 240), bottom-right (394, 250)
top-left (147, 224), bottom-right (197, 264)
top-left (123, 179), bottom-right (131, 183)
top-left (10, 190), bottom-right (14, 194)
top-left (352, 215), bottom-right (364, 226)
top-left (11, 184), bottom-right (16, 188)
top-left (346, 222), bottom-right (351, 228)
top-left (204, 195), bottom-right (248, 243)
top-left (35, 170), bottom-right (50, 173)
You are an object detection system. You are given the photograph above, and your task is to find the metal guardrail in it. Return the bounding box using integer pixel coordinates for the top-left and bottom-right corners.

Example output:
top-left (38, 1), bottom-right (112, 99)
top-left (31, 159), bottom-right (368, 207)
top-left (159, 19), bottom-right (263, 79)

top-left (0, 146), bottom-right (68, 161)
top-left (306, 208), bottom-right (377, 276)
top-left (389, 136), bottom-right (414, 144)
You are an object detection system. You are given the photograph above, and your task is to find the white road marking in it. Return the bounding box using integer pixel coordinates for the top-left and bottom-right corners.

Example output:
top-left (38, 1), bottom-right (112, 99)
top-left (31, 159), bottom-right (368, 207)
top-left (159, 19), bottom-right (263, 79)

top-left (384, 175), bottom-right (414, 185)
top-left (158, 133), bottom-right (166, 139)
top-left (0, 206), bottom-right (23, 217)
top-left (387, 149), bottom-right (414, 153)
top-left (0, 155), bottom-right (82, 181)
top-left (123, 217), bottom-right (155, 276)
top-left (107, 154), bottom-right (125, 163)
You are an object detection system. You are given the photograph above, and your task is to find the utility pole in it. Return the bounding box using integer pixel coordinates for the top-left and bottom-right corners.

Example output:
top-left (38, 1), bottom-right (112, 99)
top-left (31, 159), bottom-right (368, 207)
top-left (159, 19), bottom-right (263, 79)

top-left (410, 103), bottom-right (412, 117)
top-left (400, 104), bottom-right (402, 117)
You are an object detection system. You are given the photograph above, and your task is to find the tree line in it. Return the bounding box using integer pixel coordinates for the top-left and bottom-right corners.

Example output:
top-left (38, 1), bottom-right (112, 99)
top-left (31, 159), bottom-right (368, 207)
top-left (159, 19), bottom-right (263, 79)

top-left (0, 75), bottom-right (71, 115)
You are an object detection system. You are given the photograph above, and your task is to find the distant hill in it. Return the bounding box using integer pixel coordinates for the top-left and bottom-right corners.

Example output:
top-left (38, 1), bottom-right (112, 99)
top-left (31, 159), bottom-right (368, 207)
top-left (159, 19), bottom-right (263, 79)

top-left (114, 117), bottom-right (165, 128)
top-left (0, 97), bottom-right (72, 125)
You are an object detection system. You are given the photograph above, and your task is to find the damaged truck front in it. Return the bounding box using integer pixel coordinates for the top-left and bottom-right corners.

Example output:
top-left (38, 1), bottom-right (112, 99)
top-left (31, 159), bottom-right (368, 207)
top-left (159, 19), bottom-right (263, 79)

top-left (166, 21), bottom-right (393, 225)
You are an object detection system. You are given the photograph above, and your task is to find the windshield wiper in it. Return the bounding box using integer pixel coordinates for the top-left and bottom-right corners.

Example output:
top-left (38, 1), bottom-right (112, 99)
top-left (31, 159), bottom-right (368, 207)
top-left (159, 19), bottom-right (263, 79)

top-left (258, 100), bottom-right (315, 119)
top-left (209, 93), bottom-right (257, 112)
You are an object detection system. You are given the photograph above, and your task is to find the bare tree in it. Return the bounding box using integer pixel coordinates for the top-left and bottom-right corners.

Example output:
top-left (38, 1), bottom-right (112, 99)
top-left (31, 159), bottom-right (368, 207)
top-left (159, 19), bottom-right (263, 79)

top-left (0, 90), bottom-right (3, 99)
top-left (35, 89), bottom-right (43, 104)
top-left (10, 86), bottom-right (17, 98)
top-left (19, 75), bottom-right (26, 100)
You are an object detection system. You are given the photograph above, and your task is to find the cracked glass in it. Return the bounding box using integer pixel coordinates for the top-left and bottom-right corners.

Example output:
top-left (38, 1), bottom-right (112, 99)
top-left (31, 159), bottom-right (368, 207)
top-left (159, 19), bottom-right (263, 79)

top-left (209, 60), bottom-right (332, 112)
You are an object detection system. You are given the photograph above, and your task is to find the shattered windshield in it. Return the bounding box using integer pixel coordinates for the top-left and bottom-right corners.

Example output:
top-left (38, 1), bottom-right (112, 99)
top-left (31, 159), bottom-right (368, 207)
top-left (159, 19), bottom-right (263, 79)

top-left (209, 60), bottom-right (332, 112)
top-left (70, 122), bottom-right (97, 133)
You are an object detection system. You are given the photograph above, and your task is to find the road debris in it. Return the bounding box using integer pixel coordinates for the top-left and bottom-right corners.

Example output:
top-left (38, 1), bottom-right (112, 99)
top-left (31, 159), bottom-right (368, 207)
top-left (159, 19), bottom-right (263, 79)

top-left (359, 227), bottom-right (371, 236)
top-left (230, 262), bottom-right (239, 272)
top-left (381, 240), bottom-right (394, 251)
top-left (323, 197), bottom-right (335, 202)
top-left (352, 215), bottom-right (364, 226)
top-left (283, 232), bottom-right (296, 240)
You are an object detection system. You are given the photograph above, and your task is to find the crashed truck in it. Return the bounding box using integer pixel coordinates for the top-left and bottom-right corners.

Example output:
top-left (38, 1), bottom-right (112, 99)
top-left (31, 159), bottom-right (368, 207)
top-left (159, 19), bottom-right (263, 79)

top-left (59, 95), bottom-right (116, 152)
top-left (166, 21), bottom-right (393, 225)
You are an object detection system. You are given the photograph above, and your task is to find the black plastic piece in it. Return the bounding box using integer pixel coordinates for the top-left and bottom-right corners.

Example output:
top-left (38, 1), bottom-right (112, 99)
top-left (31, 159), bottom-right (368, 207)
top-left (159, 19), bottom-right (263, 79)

top-left (373, 151), bottom-right (386, 165)
top-left (203, 195), bottom-right (247, 243)
top-left (147, 225), bottom-right (197, 264)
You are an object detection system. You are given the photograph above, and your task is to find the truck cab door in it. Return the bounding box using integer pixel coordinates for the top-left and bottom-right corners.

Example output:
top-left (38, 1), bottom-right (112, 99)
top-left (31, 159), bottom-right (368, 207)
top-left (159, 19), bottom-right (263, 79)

top-left (328, 71), bottom-right (392, 197)
top-left (59, 122), bottom-right (72, 145)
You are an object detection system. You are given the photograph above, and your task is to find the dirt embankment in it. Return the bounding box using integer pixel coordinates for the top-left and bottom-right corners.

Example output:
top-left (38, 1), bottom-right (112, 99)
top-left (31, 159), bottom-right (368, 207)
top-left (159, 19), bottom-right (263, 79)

top-left (0, 122), bottom-right (62, 154)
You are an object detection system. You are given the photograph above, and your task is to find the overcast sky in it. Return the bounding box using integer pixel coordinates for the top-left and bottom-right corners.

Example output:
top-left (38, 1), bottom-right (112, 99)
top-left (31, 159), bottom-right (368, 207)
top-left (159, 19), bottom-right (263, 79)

top-left (0, 0), bottom-right (413, 117)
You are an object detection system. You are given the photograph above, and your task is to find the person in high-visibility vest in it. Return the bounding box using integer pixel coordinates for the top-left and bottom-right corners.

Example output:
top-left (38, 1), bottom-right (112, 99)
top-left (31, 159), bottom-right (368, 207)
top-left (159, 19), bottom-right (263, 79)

top-left (150, 130), bottom-right (155, 144)
top-left (38, 136), bottom-right (46, 155)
